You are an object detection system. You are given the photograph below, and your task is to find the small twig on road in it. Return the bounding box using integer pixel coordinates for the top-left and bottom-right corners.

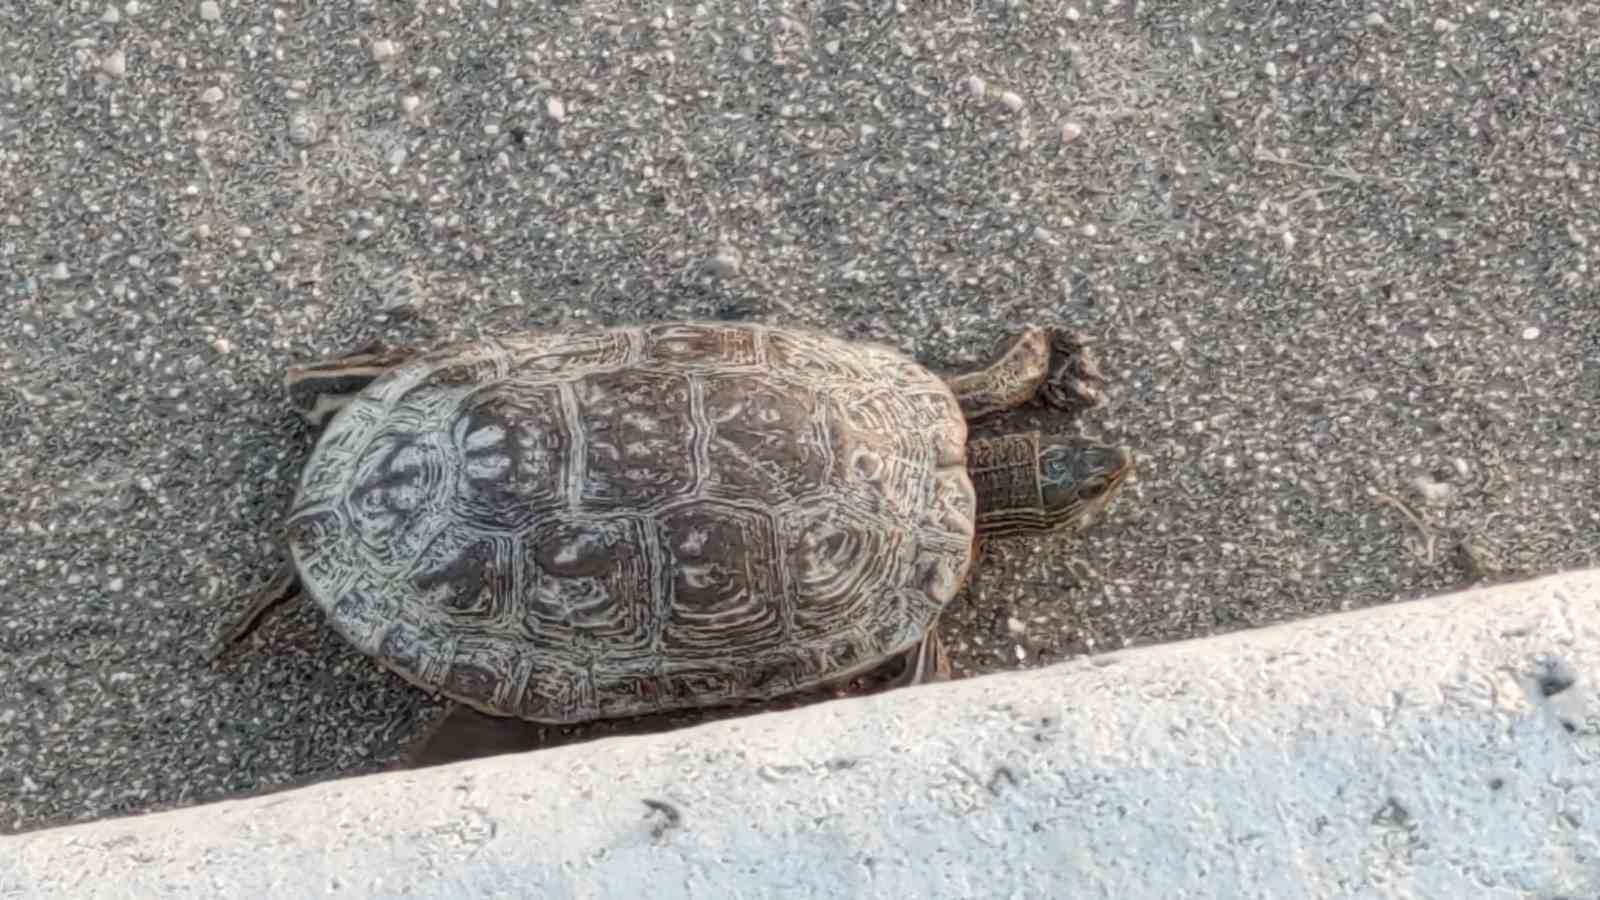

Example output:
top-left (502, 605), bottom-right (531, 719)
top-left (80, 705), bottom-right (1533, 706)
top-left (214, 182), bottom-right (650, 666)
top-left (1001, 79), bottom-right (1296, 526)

top-left (1254, 148), bottom-right (1411, 186)
top-left (1373, 492), bottom-right (1437, 565)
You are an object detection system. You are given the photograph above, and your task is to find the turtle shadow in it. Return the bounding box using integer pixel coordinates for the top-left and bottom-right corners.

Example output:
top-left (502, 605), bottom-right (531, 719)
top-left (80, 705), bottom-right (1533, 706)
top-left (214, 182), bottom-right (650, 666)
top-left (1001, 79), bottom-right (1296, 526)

top-left (393, 652), bottom-right (935, 770)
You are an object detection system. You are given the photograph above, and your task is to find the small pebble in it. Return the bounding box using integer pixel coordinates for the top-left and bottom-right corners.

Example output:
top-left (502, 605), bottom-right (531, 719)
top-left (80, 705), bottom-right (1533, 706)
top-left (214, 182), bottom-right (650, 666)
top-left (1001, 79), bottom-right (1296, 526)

top-left (199, 86), bottom-right (224, 105)
top-left (101, 49), bottom-right (126, 78)
top-left (1410, 476), bottom-right (1452, 506)
top-left (1521, 326), bottom-right (1540, 340)
top-left (287, 110), bottom-right (319, 145)
top-left (999, 91), bottom-right (1024, 112)
top-left (400, 95), bottom-right (421, 114)
top-left (545, 96), bottom-right (566, 122)
top-left (371, 39), bottom-right (400, 62)
top-left (199, 0), bottom-right (220, 21)
top-left (1061, 121), bottom-right (1084, 143)
top-left (707, 248), bottom-right (742, 278)
top-left (964, 75), bottom-right (986, 97)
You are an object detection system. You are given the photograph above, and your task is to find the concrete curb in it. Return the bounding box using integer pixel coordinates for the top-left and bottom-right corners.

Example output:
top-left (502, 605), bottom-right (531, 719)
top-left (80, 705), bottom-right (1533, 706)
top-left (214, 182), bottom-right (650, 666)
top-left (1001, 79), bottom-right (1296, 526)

top-left (5, 570), bottom-right (1598, 899)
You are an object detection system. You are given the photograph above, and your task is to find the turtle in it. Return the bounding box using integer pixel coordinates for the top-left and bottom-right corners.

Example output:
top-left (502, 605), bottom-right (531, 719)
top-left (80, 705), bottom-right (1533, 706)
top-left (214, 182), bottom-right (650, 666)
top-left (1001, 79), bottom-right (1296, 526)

top-left (210, 320), bottom-right (1134, 749)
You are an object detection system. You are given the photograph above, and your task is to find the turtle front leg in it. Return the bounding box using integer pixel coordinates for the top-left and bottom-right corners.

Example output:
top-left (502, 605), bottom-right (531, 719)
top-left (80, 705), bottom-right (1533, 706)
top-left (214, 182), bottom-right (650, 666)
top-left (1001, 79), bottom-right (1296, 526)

top-left (946, 327), bottom-right (1107, 421)
top-left (204, 561), bottom-right (302, 662)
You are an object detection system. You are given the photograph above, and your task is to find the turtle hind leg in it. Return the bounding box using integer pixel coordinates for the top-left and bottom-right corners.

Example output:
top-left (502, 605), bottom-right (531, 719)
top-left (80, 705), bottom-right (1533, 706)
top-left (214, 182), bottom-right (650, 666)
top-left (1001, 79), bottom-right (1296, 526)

top-left (285, 339), bottom-right (424, 434)
top-left (204, 562), bottom-right (302, 662)
top-left (946, 327), bottom-right (1107, 421)
top-left (882, 629), bottom-right (955, 690)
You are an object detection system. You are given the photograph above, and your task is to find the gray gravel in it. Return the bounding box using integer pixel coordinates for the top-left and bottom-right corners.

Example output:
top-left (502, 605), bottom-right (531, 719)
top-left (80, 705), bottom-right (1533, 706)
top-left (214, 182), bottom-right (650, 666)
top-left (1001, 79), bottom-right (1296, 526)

top-left (2, 1), bottom-right (1596, 836)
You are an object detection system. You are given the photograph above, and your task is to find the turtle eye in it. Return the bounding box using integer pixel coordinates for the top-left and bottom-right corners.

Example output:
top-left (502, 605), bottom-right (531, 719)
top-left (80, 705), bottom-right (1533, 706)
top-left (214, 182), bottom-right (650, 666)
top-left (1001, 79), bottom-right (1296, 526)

top-left (1038, 446), bottom-right (1075, 485)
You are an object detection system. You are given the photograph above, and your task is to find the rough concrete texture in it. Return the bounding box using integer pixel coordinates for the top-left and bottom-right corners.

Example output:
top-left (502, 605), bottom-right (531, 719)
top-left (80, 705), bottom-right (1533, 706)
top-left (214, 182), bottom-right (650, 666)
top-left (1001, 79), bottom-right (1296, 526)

top-left (6, 569), bottom-right (1597, 900)
top-left (4, 0), bottom-right (1599, 835)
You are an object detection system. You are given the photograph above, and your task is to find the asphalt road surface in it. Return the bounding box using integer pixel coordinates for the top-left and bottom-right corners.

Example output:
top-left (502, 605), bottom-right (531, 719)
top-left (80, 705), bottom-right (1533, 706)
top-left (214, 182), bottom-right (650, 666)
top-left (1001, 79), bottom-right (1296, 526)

top-left (2, 2), bottom-right (1596, 835)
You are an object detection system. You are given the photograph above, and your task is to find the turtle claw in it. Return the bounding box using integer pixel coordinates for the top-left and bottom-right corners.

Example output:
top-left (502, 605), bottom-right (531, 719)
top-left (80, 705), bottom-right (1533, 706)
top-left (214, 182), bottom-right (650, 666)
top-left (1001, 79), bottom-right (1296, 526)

top-left (948, 326), bottom-right (1109, 421)
top-left (1035, 329), bottom-right (1107, 415)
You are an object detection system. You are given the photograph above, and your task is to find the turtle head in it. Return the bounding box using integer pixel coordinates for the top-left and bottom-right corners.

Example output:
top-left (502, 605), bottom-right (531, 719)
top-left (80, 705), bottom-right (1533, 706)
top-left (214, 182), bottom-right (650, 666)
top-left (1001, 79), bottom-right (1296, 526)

top-left (284, 341), bottom-right (417, 433)
top-left (970, 432), bottom-right (1135, 537)
top-left (1035, 435), bottom-right (1135, 530)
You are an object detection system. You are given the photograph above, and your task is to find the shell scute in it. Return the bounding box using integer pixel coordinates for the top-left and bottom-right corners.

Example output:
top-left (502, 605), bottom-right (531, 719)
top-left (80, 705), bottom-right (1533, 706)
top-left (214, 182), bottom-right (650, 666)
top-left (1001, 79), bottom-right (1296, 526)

top-left (522, 515), bottom-right (660, 651)
top-left (409, 531), bottom-right (515, 622)
top-left (374, 617), bottom-right (452, 691)
top-left (439, 654), bottom-right (503, 711)
top-left (642, 321), bottom-right (759, 367)
top-left (502, 330), bottom-right (637, 375)
top-left (762, 329), bottom-right (871, 382)
top-left (778, 503), bottom-right (905, 641)
top-left (449, 383), bottom-right (570, 531)
top-left (341, 428), bottom-right (454, 574)
top-left (698, 371), bottom-right (830, 506)
top-left (656, 502), bottom-right (788, 659)
top-left (573, 368), bottom-right (699, 509)
top-left (285, 506), bottom-right (355, 588)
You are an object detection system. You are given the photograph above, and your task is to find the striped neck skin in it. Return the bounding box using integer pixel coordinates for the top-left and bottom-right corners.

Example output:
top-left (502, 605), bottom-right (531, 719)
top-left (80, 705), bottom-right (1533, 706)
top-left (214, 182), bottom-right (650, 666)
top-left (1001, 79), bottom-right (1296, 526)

top-left (967, 432), bottom-right (1134, 538)
top-left (284, 343), bottom-right (417, 433)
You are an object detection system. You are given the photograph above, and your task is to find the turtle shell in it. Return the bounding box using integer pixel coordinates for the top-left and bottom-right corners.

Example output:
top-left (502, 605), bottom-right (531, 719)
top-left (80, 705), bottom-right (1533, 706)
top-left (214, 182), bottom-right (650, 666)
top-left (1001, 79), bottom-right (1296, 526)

top-left (285, 321), bottom-right (978, 723)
